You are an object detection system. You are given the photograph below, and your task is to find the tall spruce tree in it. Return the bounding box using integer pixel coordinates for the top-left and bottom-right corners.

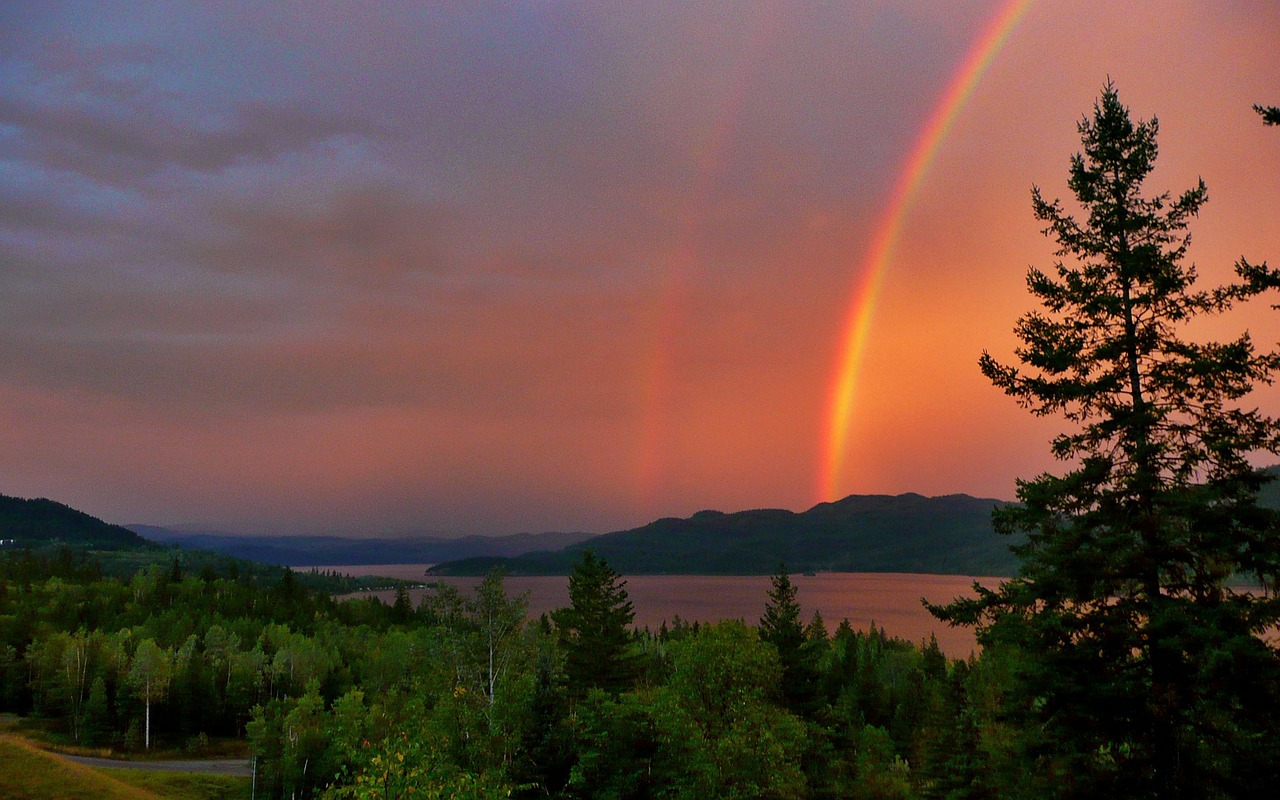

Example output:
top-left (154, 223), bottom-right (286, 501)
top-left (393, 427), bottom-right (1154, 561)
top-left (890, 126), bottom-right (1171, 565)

top-left (932, 84), bottom-right (1280, 798)
top-left (759, 566), bottom-right (820, 713)
top-left (759, 567), bottom-right (804, 658)
top-left (552, 551), bottom-right (638, 696)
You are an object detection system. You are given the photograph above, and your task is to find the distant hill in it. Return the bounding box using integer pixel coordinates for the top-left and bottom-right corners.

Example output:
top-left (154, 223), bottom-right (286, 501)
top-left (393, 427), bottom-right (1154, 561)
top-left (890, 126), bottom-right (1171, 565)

top-left (128, 526), bottom-right (596, 566)
top-left (428, 493), bottom-right (1017, 576)
top-left (1256, 465), bottom-right (1280, 509)
top-left (13, 465), bottom-right (1280, 573)
top-left (0, 494), bottom-right (157, 551)
top-left (428, 467), bottom-right (1280, 578)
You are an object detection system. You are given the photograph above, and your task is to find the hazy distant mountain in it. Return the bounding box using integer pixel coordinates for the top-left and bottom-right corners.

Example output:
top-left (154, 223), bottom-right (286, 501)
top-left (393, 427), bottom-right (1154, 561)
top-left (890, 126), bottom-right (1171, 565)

top-left (1, 494), bottom-right (158, 551)
top-left (428, 492), bottom-right (1018, 576)
top-left (127, 526), bottom-right (596, 566)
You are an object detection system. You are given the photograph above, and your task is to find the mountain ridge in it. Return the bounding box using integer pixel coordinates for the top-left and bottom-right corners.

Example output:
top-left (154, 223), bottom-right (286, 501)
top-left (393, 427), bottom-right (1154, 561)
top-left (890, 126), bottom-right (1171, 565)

top-left (11, 468), bottom-right (1279, 575)
top-left (128, 525), bottom-right (596, 566)
top-left (428, 491), bottom-right (1017, 576)
top-left (0, 494), bottom-right (157, 551)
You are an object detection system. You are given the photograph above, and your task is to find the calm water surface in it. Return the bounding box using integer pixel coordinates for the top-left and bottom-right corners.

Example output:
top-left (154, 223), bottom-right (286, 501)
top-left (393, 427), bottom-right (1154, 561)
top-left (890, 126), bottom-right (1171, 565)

top-left (316, 564), bottom-right (1005, 657)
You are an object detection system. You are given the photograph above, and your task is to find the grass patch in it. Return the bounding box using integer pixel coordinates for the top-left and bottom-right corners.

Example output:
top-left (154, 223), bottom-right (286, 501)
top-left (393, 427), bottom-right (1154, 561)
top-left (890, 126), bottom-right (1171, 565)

top-left (101, 769), bottom-right (250, 800)
top-left (0, 731), bottom-right (248, 800)
top-left (0, 733), bottom-right (163, 799)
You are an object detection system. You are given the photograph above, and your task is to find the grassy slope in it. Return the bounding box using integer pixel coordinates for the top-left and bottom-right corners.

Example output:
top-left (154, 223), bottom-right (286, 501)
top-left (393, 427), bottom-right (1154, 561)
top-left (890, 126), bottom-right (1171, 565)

top-left (0, 732), bottom-right (248, 800)
top-left (100, 769), bottom-right (249, 800)
top-left (0, 733), bottom-right (163, 800)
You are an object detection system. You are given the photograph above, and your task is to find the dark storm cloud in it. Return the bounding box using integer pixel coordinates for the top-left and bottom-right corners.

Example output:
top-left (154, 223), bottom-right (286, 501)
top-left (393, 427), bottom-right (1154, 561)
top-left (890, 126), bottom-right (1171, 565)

top-left (0, 188), bottom-right (105, 236)
top-left (0, 90), bottom-right (372, 184)
top-left (0, 29), bottom-right (379, 185)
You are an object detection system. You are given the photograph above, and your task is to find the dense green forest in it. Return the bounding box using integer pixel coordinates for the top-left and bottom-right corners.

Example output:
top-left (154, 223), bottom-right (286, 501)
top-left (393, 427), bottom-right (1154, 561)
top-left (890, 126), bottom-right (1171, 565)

top-left (1, 544), bottom-right (1033, 799)
top-left (0, 492), bottom-right (404, 595)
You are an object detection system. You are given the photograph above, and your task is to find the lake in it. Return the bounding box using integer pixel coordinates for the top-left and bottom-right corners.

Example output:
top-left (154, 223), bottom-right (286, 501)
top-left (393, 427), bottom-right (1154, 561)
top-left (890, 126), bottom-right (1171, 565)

top-left (315, 564), bottom-right (1005, 657)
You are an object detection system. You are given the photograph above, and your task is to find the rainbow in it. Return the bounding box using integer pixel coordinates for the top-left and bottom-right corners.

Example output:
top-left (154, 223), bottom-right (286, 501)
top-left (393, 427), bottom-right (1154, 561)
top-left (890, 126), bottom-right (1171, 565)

top-left (634, 4), bottom-right (784, 504)
top-left (819, 0), bottom-right (1035, 502)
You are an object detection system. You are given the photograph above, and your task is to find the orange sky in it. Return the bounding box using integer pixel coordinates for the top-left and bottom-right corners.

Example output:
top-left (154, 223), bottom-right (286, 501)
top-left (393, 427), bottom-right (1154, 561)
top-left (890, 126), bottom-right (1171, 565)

top-left (1, 1), bottom-right (1277, 535)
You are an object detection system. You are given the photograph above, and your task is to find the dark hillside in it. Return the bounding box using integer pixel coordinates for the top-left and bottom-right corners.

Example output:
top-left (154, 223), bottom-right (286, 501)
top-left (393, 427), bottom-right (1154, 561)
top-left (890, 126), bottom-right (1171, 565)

top-left (430, 468), bottom-right (1280, 577)
top-left (0, 494), bottom-right (156, 551)
top-left (429, 492), bottom-right (1014, 576)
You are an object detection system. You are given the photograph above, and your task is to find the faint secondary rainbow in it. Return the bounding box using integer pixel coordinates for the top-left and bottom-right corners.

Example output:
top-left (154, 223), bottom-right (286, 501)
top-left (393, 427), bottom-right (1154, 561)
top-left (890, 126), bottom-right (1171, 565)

top-left (634, 4), bottom-right (784, 505)
top-left (820, 0), bottom-right (1035, 502)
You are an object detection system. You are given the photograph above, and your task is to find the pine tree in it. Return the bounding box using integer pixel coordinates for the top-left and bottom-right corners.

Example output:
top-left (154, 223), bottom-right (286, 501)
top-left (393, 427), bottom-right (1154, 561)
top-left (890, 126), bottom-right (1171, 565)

top-left (759, 567), bottom-right (804, 659)
top-left (932, 83), bottom-right (1280, 798)
top-left (81, 676), bottom-right (111, 747)
top-left (552, 551), bottom-right (638, 696)
top-left (760, 567), bottom-right (822, 714)
top-left (391, 581), bottom-right (414, 623)
top-left (1256, 104), bottom-right (1280, 126)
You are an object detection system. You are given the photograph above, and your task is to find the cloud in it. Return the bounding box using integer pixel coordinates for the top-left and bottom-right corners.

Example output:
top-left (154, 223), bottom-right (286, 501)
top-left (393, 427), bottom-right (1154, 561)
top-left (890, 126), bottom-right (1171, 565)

top-left (1, 1), bottom-right (1276, 534)
top-left (0, 94), bottom-right (373, 185)
top-left (0, 36), bottom-right (376, 187)
top-left (202, 184), bottom-right (455, 287)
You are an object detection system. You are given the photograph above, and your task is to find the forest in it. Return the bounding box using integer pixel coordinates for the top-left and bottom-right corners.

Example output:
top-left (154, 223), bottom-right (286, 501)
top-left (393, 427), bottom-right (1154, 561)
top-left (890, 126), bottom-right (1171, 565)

top-left (0, 545), bottom-right (1023, 800)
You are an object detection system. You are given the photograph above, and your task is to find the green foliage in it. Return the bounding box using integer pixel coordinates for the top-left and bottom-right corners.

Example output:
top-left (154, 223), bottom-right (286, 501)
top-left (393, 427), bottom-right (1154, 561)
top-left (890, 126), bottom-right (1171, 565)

top-left (847, 725), bottom-right (914, 800)
top-left (82, 675), bottom-right (112, 746)
top-left (389, 583), bottom-right (413, 623)
top-left (935, 83), bottom-right (1280, 798)
top-left (128, 638), bottom-right (173, 751)
top-left (760, 568), bottom-right (825, 715)
top-left (566, 622), bottom-right (808, 800)
top-left (5, 540), bottom-right (1051, 799)
top-left (566, 688), bottom-right (664, 799)
top-left (245, 691), bottom-right (318, 799)
top-left (474, 568), bottom-right (530, 712)
top-left (551, 551), bottom-right (639, 696)
top-left (321, 729), bottom-right (511, 800)
top-left (663, 620), bottom-right (808, 800)
top-left (760, 569), bottom-right (805, 653)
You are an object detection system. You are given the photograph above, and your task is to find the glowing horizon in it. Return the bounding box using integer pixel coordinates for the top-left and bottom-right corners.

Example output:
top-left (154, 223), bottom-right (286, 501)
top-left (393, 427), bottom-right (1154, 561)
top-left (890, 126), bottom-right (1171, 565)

top-left (819, 0), bottom-right (1036, 503)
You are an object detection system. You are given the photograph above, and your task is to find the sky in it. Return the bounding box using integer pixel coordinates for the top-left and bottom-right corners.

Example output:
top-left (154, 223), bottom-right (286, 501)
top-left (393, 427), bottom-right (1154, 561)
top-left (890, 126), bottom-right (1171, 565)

top-left (1, 1), bottom-right (1278, 537)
